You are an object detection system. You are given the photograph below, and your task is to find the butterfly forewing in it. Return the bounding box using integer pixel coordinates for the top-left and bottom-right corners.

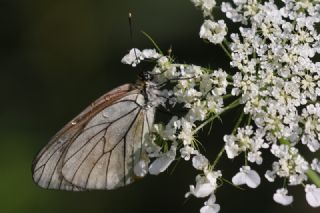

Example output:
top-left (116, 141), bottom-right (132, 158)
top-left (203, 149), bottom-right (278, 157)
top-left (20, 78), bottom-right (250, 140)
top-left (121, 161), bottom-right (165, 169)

top-left (32, 84), bottom-right (154, 190)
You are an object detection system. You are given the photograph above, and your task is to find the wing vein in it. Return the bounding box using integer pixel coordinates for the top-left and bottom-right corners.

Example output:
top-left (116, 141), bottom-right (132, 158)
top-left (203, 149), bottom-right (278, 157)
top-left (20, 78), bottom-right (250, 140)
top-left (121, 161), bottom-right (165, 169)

top-left (64, 106), bottom-right (139, 163)
top-left (70, 136), bottom-right (104, 183)
top-left (122, 108), bottom-right (143, 185)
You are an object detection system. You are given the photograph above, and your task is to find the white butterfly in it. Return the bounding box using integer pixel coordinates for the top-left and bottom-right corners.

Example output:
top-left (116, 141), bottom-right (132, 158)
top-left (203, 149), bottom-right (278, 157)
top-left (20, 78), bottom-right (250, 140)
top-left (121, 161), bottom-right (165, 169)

top-left (32, 81), bottom-right (156, 190)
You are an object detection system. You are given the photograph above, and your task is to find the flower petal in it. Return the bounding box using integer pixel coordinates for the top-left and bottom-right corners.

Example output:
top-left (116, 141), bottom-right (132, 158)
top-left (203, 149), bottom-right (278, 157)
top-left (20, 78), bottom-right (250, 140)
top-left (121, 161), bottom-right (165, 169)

top-left (232, 166), bottom-right (260, 188)
top-left (133, 159), bottom-right (149, 177)
top-left (245, 169), bottom-right (261, 188)
top-left (306, 184), bottom-right (320, 207)
top-left (232, 171), bottom-right (246, 186)
top-left (200, 205), bottom-right (220, 213)
top-left (192, 182), bottom-right (214, 198)
top-left (273, 188), bottom-right (293, 206)
top-left (148, 151), bottom-right (175, 175)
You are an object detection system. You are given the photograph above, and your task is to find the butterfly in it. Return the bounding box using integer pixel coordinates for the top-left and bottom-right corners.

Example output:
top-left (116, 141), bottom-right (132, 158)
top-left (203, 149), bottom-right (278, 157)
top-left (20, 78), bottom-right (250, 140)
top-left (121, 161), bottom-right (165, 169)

top-left (32, 79), bottom-right (156, 191)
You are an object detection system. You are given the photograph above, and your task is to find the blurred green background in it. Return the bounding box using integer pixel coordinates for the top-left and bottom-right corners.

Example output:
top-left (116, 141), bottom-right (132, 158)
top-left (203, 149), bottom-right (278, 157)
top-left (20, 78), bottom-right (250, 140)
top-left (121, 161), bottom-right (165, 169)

top-left (0, 0), bottom-right (319, 212)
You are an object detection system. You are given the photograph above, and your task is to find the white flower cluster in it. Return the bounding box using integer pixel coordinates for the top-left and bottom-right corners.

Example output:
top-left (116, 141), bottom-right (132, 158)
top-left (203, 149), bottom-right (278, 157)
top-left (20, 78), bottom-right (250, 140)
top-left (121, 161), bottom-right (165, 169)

top-left (121, 48), bottom-right (161, 67)
top-left (122, 48), bottom-right (229, 208)
top-left (120, 0), bottom-right (320, 211)
top-left (312, 159), bottom-right (320, 173)
top-left (265, 144), bottom-right (309, 185)
top-left (224, 126), bottom-right (267, 164)
top-left (221, 0), bottom-right (260, 24)
top-left (191, 0), bottom-right (216, 17)
top-left (301, 103), bottom-right (320, 152)
top-left (219, 0), bottom-right (320, 209)
top-left (186, 172), bottom-right (222, 213)
top-left (200, 20), bottom-right (227, 44)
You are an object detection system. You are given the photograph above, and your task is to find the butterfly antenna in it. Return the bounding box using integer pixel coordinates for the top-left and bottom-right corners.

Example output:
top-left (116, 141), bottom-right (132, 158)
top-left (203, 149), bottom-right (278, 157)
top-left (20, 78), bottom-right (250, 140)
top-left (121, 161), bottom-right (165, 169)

top-left (128, 12), bottom-right (139, 63)
top-left (128, 12), bottom-right (133, 39)
top-left (128, 12), bottom-right (146, 81)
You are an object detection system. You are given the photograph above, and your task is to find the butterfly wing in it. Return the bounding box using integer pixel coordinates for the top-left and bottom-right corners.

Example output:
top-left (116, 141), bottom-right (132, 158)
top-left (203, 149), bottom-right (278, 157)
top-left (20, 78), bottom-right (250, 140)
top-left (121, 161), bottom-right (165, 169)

top-left (61, 91), bottom-right (155, 190)
top-left (32, 84), bottom-right (154, 190)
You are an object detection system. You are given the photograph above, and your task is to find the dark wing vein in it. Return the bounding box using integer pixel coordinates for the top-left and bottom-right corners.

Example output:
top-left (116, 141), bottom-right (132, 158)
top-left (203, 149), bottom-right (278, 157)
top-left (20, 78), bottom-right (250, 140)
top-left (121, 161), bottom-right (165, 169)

top-left (33, 142), bottom-right (65, 182)
top-left (122, 108), bottom-right (143, 185)
top-left (63, 105), bottom-right (139, 164)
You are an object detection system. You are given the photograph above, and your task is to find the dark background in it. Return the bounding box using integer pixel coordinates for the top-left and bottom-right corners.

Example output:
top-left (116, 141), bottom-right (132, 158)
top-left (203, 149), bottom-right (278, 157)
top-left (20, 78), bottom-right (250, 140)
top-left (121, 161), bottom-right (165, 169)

top-left (0, 0), bottom-right (319, 212)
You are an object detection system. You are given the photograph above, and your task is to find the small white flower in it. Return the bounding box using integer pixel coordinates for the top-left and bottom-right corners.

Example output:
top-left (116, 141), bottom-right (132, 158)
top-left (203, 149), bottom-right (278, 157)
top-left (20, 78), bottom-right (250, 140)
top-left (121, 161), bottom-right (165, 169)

top-left (186, 175), bottom-right (215, 198)
top-left (192, 154), bottom-right (209, 170)
top-left (232, 166), bottom-right (261, 188)
top-left (191, 0), bottom-right (216, 17)
top-left (180, 145), bottom-right (199, 161)
top-left (142, 49), bottom-right (161, 59)
top-left (121, 48), bottom-right (142, 67)
top-left (268, 144), bottom-right (309, 185)
top-left (248, 151), bottom-right (263, 165)
top-left (190, 0), bottom-right (202, 7)
top-left (133, 158), bottom-right (150, 178)
top-left (149, 145), bottom-right (176, 175)
top-left (178, 119), bottom-right (195, 145)
top-left (145, 137), bottom-right (162, 158)
top-left (224, 134), bottom-right (239, 159)
top-left (221, 2), bottom-right (244, 23)
top-left (205, 170), bottom-right (222, 188)
top-left (200, 20), bottom-right (227, 44)
top-left (311, 159), bottom-right (320, 173)
top-left (305, 184), bottom-right (320, 207)
top-left (265, 170), bottom-right (276, 182)
top-left (121, 48), bottom-right (161, 67)
top-left (273, 188), bottom-right (293, 206)
top-left (201, 0), bottom-right (216, 16)
top-left (224, 126), bottom-right (265, 163)
top-left (157, 56), bottom-right (170, 68)
top-left (187, 100), bottom-right (208, 122)
top-left (200, 194), bottom-right (220, 213)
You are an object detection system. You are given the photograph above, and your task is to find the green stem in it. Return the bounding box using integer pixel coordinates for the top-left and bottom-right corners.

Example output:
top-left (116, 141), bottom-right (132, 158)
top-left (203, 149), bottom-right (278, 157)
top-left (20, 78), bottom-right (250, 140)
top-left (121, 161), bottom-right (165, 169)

top-left (223, 39), bottom-right (231, 50)
top-left (193, 98), bottom-right (241, 133)
top-left (232, 110), bottom-right (244, 134)
top-left (141, 31), bottom-right (163, 55)
top-left (219, 42), bottom-right (232, 60)
top-left (307, 170), bottom-right (320, 187)
top-left (203, 101), bottom-right (242, 169)
top-left (212, 146), bottom-right (225, 169)
top-left (247, 114), bottom-right (252, 126)
top-left (222, 94), bottom-right (233, 99)
top-left (212, 109), bottom-right (244, 169)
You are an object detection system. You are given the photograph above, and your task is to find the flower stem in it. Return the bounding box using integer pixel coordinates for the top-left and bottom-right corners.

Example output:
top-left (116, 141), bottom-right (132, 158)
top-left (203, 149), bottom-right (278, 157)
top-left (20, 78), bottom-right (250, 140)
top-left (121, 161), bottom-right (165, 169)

top-left (307, 170), bottom-right (320, 187)
top-left (193, 98), bottom-right (241, 133)
top-left (223, 94), bottom-right (233, 99)
top-left (232, 110), bottom-right (244, 134)
top-left (223, 39), bottom-right (231, 50)
top-left (212, 146), bottom-right (225, 169)
top-left (212, 111), bottom-right (244, 169)
top-left (141, 31), bottom-right (163, 55)
top-left (247, 114), bottom-right (252, 125)
top-left (219, 42), bottom-right (232, 60)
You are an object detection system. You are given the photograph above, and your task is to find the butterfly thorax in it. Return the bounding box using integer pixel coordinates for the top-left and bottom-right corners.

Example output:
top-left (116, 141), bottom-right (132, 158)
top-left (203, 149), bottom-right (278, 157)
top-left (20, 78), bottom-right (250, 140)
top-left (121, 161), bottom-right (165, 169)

top-left (133, 76), bottom-right (162, 109)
